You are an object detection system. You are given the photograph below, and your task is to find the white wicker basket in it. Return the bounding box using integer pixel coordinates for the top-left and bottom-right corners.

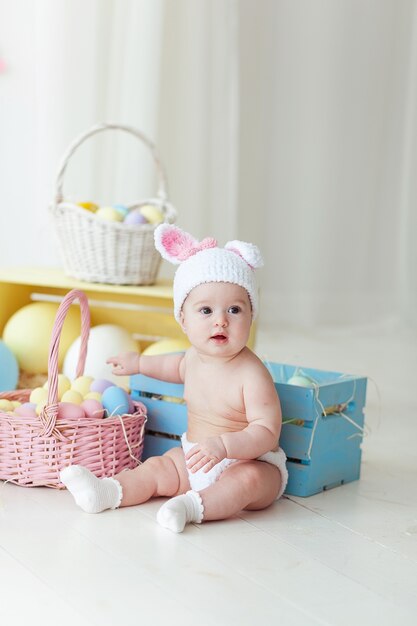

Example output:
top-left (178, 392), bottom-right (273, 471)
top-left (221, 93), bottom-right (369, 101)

top-left (50, 123), bottom-right (177, 285)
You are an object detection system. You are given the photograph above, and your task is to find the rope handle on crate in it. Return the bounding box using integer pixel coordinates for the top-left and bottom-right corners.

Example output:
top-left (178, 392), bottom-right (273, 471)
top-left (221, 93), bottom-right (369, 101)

top-left (39, 289), bottom-right (90, 439)
top-left (53, 122), bottom-right (172, 210)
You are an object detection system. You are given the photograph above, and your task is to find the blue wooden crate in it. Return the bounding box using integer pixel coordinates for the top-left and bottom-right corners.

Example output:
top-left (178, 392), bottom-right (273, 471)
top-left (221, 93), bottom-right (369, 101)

top-left (130, 375), bottom-right (186, 458)
top-left (130, 362), bottom-right (367, 497)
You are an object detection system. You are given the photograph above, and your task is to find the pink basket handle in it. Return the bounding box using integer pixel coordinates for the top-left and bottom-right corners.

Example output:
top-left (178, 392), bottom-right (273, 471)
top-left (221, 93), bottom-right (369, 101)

top-left (39, 289), bottom-right (90, 438)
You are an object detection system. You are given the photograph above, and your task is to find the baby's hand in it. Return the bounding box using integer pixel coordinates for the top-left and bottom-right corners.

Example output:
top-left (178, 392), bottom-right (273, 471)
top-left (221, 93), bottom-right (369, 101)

top-left (106, 352), bottom-right (140, 376)
top-left (185, 436), bottom-right (227, 473)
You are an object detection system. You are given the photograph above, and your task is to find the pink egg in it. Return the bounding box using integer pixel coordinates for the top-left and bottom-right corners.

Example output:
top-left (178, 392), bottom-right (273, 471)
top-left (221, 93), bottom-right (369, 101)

top-left (90, 378), bottom-right (113, 394)
top-left (81, 399), bottom-right (105, 419)
top-left (57, 402), bottom-right (86, 419)
top-left (14, 402), bottom-right (37, 417)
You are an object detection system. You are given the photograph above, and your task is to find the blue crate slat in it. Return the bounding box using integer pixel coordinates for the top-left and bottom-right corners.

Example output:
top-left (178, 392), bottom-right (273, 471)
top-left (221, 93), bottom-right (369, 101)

top-left (275, 376), bottom-right (366, 423)
top-left (131, 374), bottom-right (184, 398)
top-left (131, 363), bottom-right (367, 497)
top-left (279, 423), bottom-right (314, 461)
top-left (132, 394), bottom-right (187, 435)
top-left (143, 434), bottom-right (181, 459)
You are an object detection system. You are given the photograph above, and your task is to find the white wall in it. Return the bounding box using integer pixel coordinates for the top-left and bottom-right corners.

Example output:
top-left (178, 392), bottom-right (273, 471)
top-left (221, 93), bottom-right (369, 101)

top-left (1, 0), bottom-right (416, 329)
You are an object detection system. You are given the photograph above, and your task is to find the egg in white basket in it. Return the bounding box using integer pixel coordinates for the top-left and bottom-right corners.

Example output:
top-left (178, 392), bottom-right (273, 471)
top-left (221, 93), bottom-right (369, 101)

top-left (63, 324), bottom-right (139, 388)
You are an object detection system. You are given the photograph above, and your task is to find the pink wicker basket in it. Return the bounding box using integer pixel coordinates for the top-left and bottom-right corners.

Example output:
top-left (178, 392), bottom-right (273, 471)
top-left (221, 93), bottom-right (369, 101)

top-left (0, 289), bottom-right (147, 488)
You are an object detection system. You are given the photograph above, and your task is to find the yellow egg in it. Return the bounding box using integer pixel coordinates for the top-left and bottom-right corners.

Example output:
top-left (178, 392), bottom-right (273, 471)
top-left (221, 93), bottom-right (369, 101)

top-left (36, 400), bottom-right (48, 415)
top-left (0, 399), bottom-right (14, 412)
top-left (71, 375), bottom-right (94, 397)
top-left (139, 204), bottom-right (164, 224)
top-left (44, 374), bottom-right (72, 400)
top-left (30, 386), bottom-right (48, 404)
top-left (11, 401), bottom-right (22, 408)
top-left (3, 302), bottom-right (81, 374)
top-left (77, 201), bottom-right (98, 213)
top-left (61, 389), bottom-right (84, 405)
top-left (95, 206), bottom-right (124, 222)
top-left (84, 391), bottom-right (102, 402)
top-left (142, 338), bottom-right (190, 356)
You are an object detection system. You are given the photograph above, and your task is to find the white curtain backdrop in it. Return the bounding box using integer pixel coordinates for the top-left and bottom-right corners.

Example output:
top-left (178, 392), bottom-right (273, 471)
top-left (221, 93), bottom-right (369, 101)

top-left (0, 0), bottom-right (416, 330)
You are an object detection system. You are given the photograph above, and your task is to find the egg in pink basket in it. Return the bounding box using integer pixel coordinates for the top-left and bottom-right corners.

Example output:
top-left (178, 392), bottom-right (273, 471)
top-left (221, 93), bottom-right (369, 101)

top-left (90, 378), bottom-right (113, 394)
top-left (14, 402), bottom-right (37, 417)
top-left (57, 402), bottom-right (86, 419)
top-left (81, 398), bottom-right (105, 419)
top-left (102, 385), bottom-right (131, 416)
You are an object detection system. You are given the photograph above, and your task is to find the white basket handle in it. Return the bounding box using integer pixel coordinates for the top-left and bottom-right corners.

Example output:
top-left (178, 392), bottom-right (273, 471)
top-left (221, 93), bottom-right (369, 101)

top-left (54, 122), bottom-right (170, 206)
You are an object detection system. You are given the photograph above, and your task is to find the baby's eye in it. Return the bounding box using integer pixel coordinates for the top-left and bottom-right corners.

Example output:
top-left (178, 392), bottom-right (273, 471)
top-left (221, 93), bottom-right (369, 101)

top-left (200, 307), bottom-right (212, 315)
top-left (228, 306), bottom-right (241, 314)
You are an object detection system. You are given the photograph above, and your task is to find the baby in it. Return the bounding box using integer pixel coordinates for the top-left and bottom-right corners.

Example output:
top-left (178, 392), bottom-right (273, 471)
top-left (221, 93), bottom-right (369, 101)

top-left (60, 224), bottom-right (288, 533)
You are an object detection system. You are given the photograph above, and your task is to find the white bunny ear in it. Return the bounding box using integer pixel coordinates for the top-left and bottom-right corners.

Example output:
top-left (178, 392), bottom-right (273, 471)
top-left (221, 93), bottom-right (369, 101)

top-left (154, 224), bottom-right (199, 264)
top-left (225, 240), bottom-right (264, 269)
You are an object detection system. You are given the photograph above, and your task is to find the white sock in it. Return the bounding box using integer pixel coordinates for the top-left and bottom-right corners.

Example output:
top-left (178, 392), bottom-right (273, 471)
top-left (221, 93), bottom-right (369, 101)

top-left (60, 465), bottom-right (123, 514)
top-left (157, 490), bottom-right (204, 533)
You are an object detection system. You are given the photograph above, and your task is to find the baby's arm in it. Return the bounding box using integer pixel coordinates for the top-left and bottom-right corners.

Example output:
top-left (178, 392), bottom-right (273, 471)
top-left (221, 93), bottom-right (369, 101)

top-left (106, 352), bottom-right (185, 384)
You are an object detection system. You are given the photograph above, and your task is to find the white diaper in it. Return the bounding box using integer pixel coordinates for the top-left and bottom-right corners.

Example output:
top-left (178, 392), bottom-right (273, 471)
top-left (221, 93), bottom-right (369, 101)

top-left (181, 433), bottom-right (288, 499)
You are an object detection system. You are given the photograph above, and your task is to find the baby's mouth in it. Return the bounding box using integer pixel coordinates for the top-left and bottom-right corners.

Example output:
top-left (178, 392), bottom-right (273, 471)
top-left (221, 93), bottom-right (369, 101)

top-left (211, 333), bottom-right (228, 343)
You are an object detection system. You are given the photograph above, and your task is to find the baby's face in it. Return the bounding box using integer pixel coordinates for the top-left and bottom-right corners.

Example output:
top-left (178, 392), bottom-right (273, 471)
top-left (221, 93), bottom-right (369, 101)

top-left (180, 282), bottom-right (252, 358)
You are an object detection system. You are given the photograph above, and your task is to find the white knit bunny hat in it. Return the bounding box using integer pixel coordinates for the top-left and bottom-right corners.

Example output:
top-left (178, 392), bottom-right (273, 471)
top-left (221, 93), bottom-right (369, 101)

top-left (154, 224), bottom-right (263, 321)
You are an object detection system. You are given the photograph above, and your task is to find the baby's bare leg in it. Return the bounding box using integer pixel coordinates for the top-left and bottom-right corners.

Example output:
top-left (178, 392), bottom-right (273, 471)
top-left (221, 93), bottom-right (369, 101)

top-left (115, 447), bottom-right (190, 506)
top-left (201, 460), bottom-right (281, 521)
top-left (156, 460), bottom-right (281, 532)
top-left (60, 447), bottom-right (190, 513)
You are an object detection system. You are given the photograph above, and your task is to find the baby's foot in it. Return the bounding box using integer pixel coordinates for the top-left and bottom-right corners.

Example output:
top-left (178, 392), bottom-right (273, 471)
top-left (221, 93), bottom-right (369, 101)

top-left (157, 490), bottom-right (204, 533)
top-left (60, 465), bottom-right (122, 513)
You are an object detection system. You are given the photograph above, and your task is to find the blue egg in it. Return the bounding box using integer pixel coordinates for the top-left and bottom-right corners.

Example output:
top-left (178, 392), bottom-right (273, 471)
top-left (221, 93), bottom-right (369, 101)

top-left (0, 340), bottom-right (19, 391)
top-left (113, 204), bottom-right (129, 219)
top-left (102, 386), bottom-right (130, 417)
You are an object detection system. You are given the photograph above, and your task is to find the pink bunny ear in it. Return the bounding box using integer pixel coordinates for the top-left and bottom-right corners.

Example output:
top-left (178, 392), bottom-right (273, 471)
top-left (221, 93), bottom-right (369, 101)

top-left (225, 240), bottom-right (264, 269)
top-left (155, 224), bottom-right (217, 264)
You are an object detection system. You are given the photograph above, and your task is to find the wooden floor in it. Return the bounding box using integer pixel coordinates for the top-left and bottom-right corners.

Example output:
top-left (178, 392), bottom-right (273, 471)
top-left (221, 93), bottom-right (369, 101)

top-left (1, 323), bottom-right (416, 625)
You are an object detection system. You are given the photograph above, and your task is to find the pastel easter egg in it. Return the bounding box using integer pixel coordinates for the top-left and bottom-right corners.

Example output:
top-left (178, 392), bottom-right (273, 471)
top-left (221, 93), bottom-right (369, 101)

top-left (139, 204), bottom-right (164, 224)
top-left (14, 402), bottom-right (38, 418)
top-left (30, 386), bottom-right (48, 404)
top-left (113, 204), bottom-right (129, 219)
top-left (81, 399), bottom-right (105, 419)
top-left (77, 201), bottom-right (98, 213)
top-left (102, 386), bottom-right (130, 417)
top-left (35, 400), bottom-right (48, 415)
top-left (90, 378), bottom-right (113, 394)
top-left (71, 375), bottom-right (94, 397)
top-left (84, 391), bottom-right (102, 402)
top-left (95, 206), bottom-right (124, 222)
top-left (57, 402), bottom-right (86, 419)
top-left (44, 374), bottom-right (71, 400)
top-left (142, 338), bottom-right (190, 356)
top-left (124, 209), bottom-right (148, 225)
top-left (0, 399), bottom-right (14, 412)
top-left (11, 401), bottom-right (22, 408)
top-left (287, 375), bottom-right (315, 387)
top-left (61, 389), bottom-right (84, 405)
